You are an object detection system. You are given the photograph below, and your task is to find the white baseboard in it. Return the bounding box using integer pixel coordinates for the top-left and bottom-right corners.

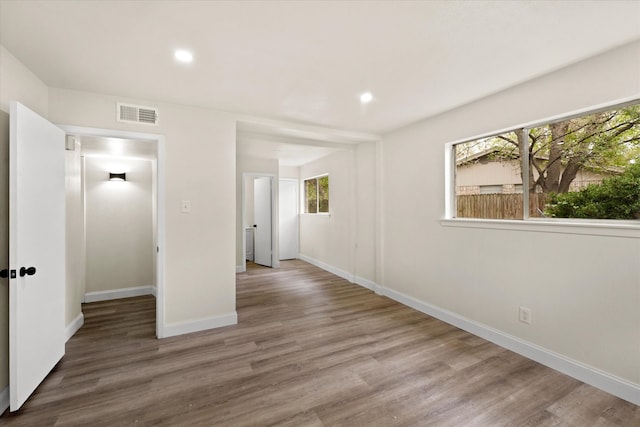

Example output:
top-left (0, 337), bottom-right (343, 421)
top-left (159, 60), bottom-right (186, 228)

top-left (65, 312), bottom-right (84, 342)
top-left (0, 386), bottom-right (8, 416)
top-left (355, 275), bottom-right (379, 293)
top-left (378, 285), bottom-right (640, 406)
top-left (236, 265), bottom-right (246, 273)
top-left (298, 256), bottom-right (380, 293)
top-left (298, 254), bottom-right (355, 283)
top-left (160, 311), bottom-right (238, 338)
top-left (84, 285), bottom-right (155, 303)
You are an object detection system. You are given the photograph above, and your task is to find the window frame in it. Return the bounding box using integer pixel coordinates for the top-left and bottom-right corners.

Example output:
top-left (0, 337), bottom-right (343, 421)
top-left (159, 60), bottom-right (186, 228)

top-left (303, 173), bottom-right (330, 215)
top-left (444, 96), bottom-right (640, 237)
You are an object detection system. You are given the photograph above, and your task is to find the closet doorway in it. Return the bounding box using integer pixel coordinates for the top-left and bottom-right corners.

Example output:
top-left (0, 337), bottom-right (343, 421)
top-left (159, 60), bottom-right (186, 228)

top-left (61, 125), bottom-right (166, 338)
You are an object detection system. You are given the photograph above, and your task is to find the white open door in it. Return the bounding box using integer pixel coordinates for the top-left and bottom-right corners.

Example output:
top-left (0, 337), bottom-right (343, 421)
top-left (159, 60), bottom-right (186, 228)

top-left (9, 101), bottom-right (66, 411)
top-left (253, 177), bottom-right (272, 267)
top-left (278, 179), bottom-right (298, 260)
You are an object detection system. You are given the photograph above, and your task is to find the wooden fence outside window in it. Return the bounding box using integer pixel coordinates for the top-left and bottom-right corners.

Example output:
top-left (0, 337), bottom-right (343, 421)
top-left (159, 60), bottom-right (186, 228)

top-left (456, 193), bottom-right (547, 219)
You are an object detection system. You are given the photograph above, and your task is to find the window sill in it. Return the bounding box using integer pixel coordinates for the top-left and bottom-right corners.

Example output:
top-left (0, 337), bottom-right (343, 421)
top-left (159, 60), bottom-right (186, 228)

top-left (301, 213), bottom-right (331, 218)
top-left (440, 218), bottom-right (640, 238)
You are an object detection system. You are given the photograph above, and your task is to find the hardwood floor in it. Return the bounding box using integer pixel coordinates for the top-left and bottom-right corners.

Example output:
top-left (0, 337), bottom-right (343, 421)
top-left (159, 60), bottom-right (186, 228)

top-left (2, 259), bottom-right (638, 426)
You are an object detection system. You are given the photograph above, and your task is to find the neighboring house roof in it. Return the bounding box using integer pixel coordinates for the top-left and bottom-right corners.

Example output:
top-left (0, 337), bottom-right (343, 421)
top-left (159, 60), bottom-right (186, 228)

top-left (456, 146), bottom-right (624, 175)
top-left (456, 146), bottom-right (519, 166)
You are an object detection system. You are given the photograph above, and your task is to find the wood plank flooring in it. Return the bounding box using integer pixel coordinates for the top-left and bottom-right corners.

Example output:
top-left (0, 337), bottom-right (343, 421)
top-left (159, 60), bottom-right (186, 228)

top-left (1, 259), bottom-right (638, 426)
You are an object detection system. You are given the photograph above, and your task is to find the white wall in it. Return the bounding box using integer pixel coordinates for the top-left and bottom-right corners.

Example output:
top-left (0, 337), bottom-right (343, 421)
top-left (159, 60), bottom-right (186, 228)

top-left (297, 145), bottom-right (378, 287)
top-left (48, 88), bottom-right (237, 334)
top-left (0, 46), bottom-right (48, 118)
top-left (84, 156), bottom-right (154, 294)
top-left (299, 150), bottom-right (355, 277)
top-left (236, 155), bottom-right (278, 270)
top-left (355, 142), bottom-right (377, 284)
top-left (279, 165), bottom-right (299, 179)
top-left (381, 40), bottom-right (640, 398)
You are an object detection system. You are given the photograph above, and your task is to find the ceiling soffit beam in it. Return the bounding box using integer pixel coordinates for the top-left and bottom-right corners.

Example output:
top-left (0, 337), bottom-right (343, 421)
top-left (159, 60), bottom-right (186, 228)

top-left (236, 116), bottom-right (381, 146)
top-left (237, 131), bottom-right (357, 151)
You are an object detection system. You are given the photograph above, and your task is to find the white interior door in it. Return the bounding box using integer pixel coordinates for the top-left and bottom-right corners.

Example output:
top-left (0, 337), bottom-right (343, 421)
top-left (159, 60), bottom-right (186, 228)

top-left (9, 101), bottom-right (66, 411)
top-left (253, 177), bottom-right (272, 267)
top-left (278, 179), bottom-right (298, 260)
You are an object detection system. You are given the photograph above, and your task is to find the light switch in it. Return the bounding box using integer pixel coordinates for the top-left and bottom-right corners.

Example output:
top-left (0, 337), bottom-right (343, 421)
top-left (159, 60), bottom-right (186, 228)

top-left (181, 200), bottom-right (191, 213)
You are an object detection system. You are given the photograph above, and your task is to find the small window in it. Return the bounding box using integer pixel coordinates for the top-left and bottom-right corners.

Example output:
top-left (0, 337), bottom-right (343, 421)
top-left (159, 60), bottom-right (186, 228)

top-left (304, 175), bottom-right (329, 214)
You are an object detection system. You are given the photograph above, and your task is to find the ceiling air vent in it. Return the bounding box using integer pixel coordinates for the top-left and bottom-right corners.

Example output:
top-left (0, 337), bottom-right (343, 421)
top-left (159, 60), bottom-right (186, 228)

top-left (117, 102), bottom-right (159, 126)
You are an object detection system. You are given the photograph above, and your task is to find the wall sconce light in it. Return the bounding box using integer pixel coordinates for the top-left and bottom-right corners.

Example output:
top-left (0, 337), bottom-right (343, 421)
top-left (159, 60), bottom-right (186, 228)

top-left (109, 172), bottom-right (126, 181)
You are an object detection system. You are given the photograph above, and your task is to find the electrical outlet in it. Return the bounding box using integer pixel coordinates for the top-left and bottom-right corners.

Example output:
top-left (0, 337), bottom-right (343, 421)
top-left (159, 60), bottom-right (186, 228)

top-left (519, 306), bottom-right (532, 324)
top-left (181, 200), bottom-right (191, 213)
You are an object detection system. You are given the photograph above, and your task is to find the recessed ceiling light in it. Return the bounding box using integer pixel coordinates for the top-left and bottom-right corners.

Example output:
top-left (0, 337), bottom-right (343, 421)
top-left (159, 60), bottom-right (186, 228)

top-left (360, 92), bottom-right (373, 104)
top-left (174, 49), bottom-right (193, 63)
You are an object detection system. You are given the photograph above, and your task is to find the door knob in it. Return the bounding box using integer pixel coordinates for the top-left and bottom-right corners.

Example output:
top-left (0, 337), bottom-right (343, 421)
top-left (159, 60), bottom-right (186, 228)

top-left (0, 269), bottom-right (8, 278)
top-left (19, 266), bottom-right (36, 277)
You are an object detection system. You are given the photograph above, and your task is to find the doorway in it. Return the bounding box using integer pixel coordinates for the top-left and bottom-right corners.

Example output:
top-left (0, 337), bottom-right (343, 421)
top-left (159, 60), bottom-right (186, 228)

top-left (60, 125), bottom-right (166, 339)
top-left (82, 142), bottom-right (156, 303)
top-left (242, 173), bottom-right (276, 271)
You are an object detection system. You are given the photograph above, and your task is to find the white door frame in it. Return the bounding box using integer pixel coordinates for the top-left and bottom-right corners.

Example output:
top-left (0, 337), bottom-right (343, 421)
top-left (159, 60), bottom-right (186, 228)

top-left (241, 172), bottom-right (278, 272)
top-left (58, 125), bottom-right (166, 339)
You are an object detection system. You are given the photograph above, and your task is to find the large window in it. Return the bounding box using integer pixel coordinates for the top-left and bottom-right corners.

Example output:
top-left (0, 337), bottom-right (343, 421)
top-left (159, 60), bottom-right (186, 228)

top-left (304, 175), bottom-right (329, 214)
top-left (452, 101), bottom-right (640, 221)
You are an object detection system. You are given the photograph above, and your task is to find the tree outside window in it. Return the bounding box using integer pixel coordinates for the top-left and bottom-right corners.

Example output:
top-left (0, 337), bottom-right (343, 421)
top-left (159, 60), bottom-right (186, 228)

top-left (453, 102), bottom-right (640, 220)
top-left (304, 175), bottom-right (329, 214)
